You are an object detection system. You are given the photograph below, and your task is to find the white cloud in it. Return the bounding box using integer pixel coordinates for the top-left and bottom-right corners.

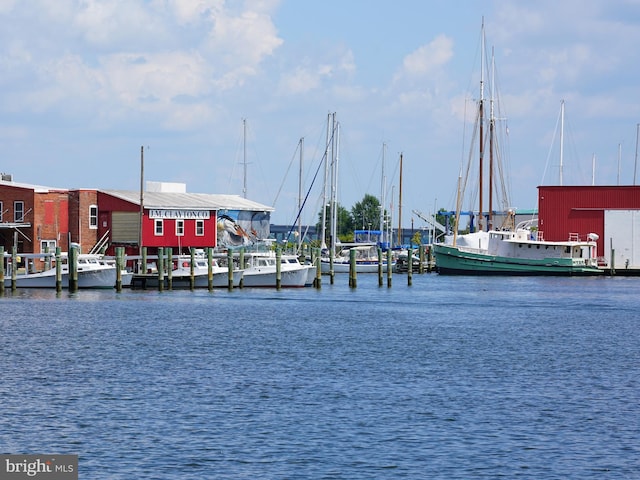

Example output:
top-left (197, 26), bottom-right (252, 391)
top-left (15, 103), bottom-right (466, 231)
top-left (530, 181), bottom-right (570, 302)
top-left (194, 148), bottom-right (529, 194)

top-left (399, 34), bottom-right (454, 78)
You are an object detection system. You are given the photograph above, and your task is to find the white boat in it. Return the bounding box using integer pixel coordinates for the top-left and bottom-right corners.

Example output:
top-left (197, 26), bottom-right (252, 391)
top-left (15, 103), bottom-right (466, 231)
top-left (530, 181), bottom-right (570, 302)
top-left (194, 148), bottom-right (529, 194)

top-left (3, 253), bottom-right (125, 288)
top-left (320, 244), bottom-right (394, 274)
top-left (169, 256), bottom-right (243, 288)
top-left (242, 252), bottom-right (310, 287)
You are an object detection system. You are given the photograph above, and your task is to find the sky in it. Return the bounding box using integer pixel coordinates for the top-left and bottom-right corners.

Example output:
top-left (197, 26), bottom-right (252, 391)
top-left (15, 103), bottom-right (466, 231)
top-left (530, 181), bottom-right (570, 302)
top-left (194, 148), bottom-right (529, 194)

top-left (2, 0), bottom-right (640, 227)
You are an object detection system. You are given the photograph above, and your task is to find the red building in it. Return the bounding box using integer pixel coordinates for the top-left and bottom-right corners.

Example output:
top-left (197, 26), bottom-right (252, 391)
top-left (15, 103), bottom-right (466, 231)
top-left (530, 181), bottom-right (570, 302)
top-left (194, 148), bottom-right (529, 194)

top-left (538, 185), bottom-right (640, 268)
top-left (1, 177), bottom-right (274, 263)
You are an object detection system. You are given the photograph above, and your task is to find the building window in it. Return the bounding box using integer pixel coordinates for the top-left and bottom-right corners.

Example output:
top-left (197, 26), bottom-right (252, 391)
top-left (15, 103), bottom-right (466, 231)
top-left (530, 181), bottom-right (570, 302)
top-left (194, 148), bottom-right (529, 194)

top-left (155, 219), bottom-right (164, 236)
top-left (14, 201), bottom-right (24, 222)
top-left (176, 219), bottom-right (184, 236)
top-left (89, 205), bottom-right (98, 229)
top-left (41, 240), bottom-right (56, 253)
top-left (196, 220), bottom-right (204, 236)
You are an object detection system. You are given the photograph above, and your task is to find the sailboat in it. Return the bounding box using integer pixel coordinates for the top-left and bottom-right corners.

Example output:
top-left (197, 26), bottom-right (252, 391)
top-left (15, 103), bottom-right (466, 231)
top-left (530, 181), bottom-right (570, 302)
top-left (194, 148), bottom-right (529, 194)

top-left (432, 22), bottom-right (602, 276)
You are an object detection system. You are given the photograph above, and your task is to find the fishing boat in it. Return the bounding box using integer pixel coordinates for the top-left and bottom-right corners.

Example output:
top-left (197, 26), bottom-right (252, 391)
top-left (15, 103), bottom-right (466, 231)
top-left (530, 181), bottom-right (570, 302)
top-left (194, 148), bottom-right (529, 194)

top-left (133, 255), bottom-right (243, 289)
top-left (320, 242), bottom-right (393, 274)
top-left (3, 253), bottom-right (128, 288)
top-left (432, 21), bottom-right (603, 276)
top-left (241, 251), bottom-right (311, 287)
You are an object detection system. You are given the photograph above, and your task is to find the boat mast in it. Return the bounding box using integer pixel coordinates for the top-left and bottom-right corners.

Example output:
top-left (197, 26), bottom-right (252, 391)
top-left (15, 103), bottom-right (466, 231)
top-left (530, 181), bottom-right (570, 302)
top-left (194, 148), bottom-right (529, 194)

top-left (380, 143), bottom-right (386, 245)
top-left (320, 113), bottom-right (332, 250)
top-left (397, 152), bottom-right (403, 245)
top-left (330, 117), bottom-right (339, 259)
top-left (488, 47), bottom-right (495, 231)
top-left (242, 119), bottom-right (248, 198)
top-left (634, 123), bottom-right (639, 185)
top-left (297, 137), bottom-right (304, 252)
top-left (478, 18), bottom-right (486, 232)
top-left (559, 100), bottom-right (564, 186)
top-left (138, 145), bottom-right (144, 268)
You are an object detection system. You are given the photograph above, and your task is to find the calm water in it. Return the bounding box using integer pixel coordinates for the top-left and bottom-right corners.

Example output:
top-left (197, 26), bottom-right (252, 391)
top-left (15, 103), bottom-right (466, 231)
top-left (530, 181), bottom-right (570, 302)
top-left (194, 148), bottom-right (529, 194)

top-left (0, 274), bottom-right (638, 479)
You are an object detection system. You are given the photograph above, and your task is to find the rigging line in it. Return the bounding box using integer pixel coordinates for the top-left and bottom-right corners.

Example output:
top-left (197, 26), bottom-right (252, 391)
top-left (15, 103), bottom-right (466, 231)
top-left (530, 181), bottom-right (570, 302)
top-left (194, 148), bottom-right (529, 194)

top-left (272, 140), bottom-right (301, 207)
top-left (283, 126), bottom-right (336, 245)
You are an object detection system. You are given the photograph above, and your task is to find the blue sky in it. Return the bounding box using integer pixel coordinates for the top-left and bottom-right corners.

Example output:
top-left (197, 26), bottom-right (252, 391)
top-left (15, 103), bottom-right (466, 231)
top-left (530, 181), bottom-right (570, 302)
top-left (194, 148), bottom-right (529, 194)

top-left (1, 0), bottom-right (640, 226)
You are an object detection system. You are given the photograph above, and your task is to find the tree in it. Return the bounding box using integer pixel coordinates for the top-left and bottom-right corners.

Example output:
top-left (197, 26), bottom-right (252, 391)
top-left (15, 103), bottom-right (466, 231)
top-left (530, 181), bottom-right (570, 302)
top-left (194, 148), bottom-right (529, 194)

top-left (351, 194), bottom-right (381, 231)
top-left (317, 203), bottom-right (354, 244)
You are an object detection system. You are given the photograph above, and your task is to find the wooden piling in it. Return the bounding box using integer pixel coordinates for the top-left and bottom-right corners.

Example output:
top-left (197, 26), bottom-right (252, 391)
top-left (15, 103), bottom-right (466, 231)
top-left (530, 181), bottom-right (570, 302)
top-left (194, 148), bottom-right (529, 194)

top-left (275, 247), bottom-right (282, 289)
top-left (239, 248), bottom-right (245, 288)
top-left (141, 246), bottom-right (148, 274)
top-left (157, 248), bottom-right (164, 291)
top-left (190, 247), bottom-right (196, 290)
top-left (0, 246), bottom-right (4, 293)
top-left (69, 245), bottom-right (78, 292)
top-left (386, 248), bottom-right (392, 288)
top-left (207, 247), bottom-right (213, 291)
top-left (166, 248), bottom-right (173, 290)
top-left (115, 247), bottom-right (123, 291)
top-left (418, 245), bottom-right (425, 274)
top-left (11, 246), bottom-right (17, 290)
top-left (377, 247), bottom-right (383, 286)
top-left (349, 248), bottom-right (357, 288)
top-left (407, 247), bottom-right (413, 286)
top-left (55, 247), bottom-right (62, 292)
top-left (314, 248), bottom-right (321, 289)
top-left (227, 249), bottom-right (234, 290)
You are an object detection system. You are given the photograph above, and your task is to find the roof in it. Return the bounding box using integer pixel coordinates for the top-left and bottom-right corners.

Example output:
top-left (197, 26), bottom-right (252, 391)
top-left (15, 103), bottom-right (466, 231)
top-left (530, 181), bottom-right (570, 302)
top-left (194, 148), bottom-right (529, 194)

top-left (0, 179), bottom-right (68, 194)
top-left (102, 189), bottom-right (274, 212)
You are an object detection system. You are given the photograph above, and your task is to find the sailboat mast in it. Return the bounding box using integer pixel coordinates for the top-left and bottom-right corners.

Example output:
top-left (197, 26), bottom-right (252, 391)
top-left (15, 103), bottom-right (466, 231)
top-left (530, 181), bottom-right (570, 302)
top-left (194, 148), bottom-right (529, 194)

top-left (298, 137), bottom-right (304, 252)
top-left (139, 145), bottom-right (144, 264)
top-left (488, 47), bottom-right (495, 230)
top-left (478, 19), bottom-right (486, 232)
top-left (242, 118), bottom-right (248, 198)
top-left (330, 118), bottom-right (339, 259)
top-left (559, 100), bottom-right (564, 186)
top-left (397, 152), bottom-right (403, 245)
top-left (320, 113), bottom-right (332, 250)
top-left (634, 123), bottom-right (639, 185)
top-left (380, 143), bottom-right (386, 245)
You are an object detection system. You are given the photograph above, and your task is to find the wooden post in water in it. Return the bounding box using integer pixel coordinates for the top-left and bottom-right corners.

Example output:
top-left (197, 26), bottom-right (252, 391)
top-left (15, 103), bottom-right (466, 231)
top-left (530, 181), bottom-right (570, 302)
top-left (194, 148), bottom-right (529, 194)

top-left (44, 245), bottom-right (51, 271)
top-left (386, 248), bottom-right (393, 288)
top-left (349, 247), bottom-right (357, 288)
top-left (407, 247), bottom-right (413, 286)
top-left (275, 247), bottom-right (282, 289)
top-left (0, 246), bottom-right (4, 293)
top-left (329, 254), bottom-right (335, 285)
top-left (11, 246), bottom-right (17, 290)
top-left (610, 238), bottom-right (616, 276)
top-left (314, 248), bottom-right (321, 289)
top-left (377, 247), bottom-right (383, 286)
top-left (69, 245), bottom-right (78, 292)
top-left (115, 247), bottom-right (123, 291)
top-left (418, 245), bottom-right (425, 274)
top-left (227, 249), bottom-right (234, 290)
top-left (189, 247), bottom-right (196, 290)
top-left (55, 247), bottom-right (62, 292)
top-left (166, 248), bottom-right (173, 290)
top-left (427, 246), bottom-right (433, 273)
top-left (157, 248), bottom-right (164, 291)
top-left (141, 246), bottom-right (148, 274)
top-left (207, 247), bottom-right (213, 291)
top-left (239, 248), bottom-right (245, 288)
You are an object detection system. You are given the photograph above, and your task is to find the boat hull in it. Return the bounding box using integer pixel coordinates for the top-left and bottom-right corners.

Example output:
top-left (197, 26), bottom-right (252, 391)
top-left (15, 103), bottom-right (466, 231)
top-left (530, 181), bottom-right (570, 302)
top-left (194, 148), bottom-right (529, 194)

top-left (242, 267), bottom-right (310, 287)
top-left (433, 244), bottom-right (603, 276)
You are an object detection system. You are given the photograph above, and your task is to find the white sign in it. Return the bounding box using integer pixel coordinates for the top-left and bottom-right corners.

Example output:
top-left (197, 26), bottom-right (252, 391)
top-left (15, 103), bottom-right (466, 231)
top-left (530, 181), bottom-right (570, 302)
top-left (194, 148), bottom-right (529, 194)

top-left (149, 209), bottom-right (211, 219)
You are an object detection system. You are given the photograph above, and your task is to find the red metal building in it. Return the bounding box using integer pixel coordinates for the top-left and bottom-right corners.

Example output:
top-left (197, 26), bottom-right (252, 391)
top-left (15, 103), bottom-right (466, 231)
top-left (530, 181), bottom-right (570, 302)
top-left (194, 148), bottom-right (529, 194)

top-left (538, 185), bottom-right (640, 267)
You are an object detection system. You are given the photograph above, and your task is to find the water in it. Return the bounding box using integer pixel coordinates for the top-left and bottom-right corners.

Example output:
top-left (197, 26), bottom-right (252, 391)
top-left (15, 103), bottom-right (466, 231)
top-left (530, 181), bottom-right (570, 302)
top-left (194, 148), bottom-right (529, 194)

top-left (1, 275), bottom-right (638, 479)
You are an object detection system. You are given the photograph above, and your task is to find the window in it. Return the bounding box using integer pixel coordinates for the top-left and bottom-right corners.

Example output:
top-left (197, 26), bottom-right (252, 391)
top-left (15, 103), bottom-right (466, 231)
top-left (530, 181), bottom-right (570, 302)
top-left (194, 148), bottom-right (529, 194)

top-left (40, 240), bottom-right (56, 253)
top-left (196, 220), bottom-right (204, 236)
top-left (176, 219), bottom-right (184, 236)
top-left (89, 205), bottom-right (98, 229)
top-left (14, 201), bottom-right (24, 222)
top-left (155, 219), bottom-right (164, 236)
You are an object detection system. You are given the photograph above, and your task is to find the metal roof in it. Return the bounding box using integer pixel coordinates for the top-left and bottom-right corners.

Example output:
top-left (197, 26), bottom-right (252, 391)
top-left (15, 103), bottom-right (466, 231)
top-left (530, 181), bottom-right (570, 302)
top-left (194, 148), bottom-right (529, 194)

top-left (102, 189), bottom-right (274, 212)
